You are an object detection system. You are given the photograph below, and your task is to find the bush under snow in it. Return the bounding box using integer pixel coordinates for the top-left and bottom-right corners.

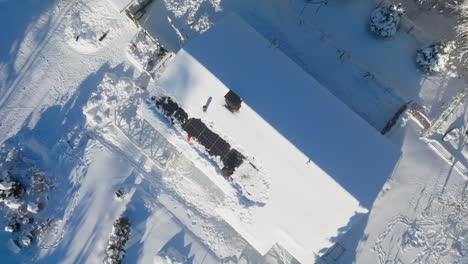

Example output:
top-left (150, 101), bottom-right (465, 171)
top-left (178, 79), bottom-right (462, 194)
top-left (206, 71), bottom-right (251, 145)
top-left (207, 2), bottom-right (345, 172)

top-left (416, 41), bottom-right (453, 73)
top-left (105, 217), bottom-right (131, 264)
top-left (18, 232), bottom-right (33, 247)
top-left (0, 174), bottom-right (25, 209)
top-left (27, 202), bottom-right (40, 214)
top-left (369, 2), bottom-right (404, 37)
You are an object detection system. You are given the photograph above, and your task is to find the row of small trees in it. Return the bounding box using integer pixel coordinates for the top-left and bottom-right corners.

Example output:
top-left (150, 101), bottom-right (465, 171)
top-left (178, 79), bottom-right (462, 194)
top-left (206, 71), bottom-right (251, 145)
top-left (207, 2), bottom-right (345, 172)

top-left (368, 1), bottom-right (453, 73)
top-left (104, 216), bottom-right (131, 264)
top-left (0, 148), bottom-right (50, 250)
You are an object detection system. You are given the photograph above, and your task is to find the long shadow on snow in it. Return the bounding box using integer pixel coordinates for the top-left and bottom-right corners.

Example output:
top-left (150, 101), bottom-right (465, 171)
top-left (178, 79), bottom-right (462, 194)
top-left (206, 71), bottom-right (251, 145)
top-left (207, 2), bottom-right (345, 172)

top-left (161, 2), bottom-right (412, 263)
top-left (0, 63), bottom-right (133, 263)
top-left (0, 0), bottom-right (60, 98)
top-left (144, 0), bottom-right (437, 262)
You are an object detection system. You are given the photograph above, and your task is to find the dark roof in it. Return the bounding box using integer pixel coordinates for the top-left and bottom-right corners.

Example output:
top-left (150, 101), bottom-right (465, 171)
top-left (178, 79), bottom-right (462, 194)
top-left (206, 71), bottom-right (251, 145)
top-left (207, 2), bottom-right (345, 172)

top-left (224, 90), bottom-right (242, 107)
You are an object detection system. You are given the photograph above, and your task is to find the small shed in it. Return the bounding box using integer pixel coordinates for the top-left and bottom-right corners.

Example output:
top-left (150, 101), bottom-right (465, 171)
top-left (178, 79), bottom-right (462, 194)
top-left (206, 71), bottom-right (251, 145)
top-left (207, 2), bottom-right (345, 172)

top-left (224, 90), bottom-right (242, 111)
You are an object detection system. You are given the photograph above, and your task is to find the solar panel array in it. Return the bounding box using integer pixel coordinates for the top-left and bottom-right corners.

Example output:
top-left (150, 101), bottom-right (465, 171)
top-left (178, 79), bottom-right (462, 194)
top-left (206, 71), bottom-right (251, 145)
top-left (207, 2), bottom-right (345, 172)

top-left (155, 96), bottom-right (244, 174)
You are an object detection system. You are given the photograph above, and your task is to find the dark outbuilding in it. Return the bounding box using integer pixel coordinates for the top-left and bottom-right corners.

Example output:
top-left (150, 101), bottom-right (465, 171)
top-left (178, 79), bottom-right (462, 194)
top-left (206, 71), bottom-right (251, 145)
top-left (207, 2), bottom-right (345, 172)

top-left (224, 90), bottom-right (242, 111)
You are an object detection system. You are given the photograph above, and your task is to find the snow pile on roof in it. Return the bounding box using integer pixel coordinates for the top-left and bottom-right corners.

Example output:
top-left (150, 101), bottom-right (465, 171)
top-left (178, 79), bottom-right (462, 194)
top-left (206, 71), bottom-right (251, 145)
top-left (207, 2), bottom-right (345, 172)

top-left (416, 41), bottom-right (453, 73)
top-left (151, 14), bottom-right (401, 263)
top-left (369, 2), bottom-right (404, 37)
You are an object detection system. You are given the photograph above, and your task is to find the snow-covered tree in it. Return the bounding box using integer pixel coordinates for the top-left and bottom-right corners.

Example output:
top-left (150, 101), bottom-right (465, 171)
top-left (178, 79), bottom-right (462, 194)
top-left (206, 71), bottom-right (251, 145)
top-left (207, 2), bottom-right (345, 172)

top-left (369, 2), bottom-right (405, 37)
top-left (415, 0), bottom-right (468, 75)
top-left (4, 223), bottom-right (20, 232)
top-left (105, 217), bottom-right (131, 264)
top-left (18, 232), bottom-right (33, 247)
top-left (0, 173), bottom-right (25, 209)
top-left (416, 41), bottom-right (453, 73)
top-left (27, 202), bottom-right (40, 214)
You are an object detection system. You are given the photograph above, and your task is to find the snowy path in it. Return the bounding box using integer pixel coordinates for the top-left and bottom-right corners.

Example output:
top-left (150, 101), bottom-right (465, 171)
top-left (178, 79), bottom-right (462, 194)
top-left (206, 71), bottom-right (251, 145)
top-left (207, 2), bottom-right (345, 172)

top-left (335, 119), bottom-right (468, 264)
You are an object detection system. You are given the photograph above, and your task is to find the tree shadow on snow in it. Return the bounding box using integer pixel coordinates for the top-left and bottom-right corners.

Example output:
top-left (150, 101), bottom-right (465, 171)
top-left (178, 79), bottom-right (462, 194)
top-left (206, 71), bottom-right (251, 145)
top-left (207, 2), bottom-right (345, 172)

top-left (0, 62), bottom-right (136, 263)
top-left (0, 0), bottom-right (57, 93)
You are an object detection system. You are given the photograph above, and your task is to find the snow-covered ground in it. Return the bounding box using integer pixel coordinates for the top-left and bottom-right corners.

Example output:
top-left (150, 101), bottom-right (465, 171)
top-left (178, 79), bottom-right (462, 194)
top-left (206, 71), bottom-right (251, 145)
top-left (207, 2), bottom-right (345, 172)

top-left (0, 0), bottom-right (467, 263)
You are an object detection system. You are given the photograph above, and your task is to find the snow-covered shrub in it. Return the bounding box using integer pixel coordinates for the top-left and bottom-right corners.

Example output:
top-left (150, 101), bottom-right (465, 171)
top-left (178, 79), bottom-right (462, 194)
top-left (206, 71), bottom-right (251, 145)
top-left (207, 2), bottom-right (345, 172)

top-left (27, 202), bottom-right (39, 214)
top-left (105, 217), bottom-right (131, 264)
top-left (416, 41), bottom-right (453, 73)
top-left (0, 173), bottom-right (25, 205)
top-left (5, 223), bottom-right (20, 232)
top-left (369, 2), bottom-right (404, 37)
top-left (18, 232), bottom-right (33, 247)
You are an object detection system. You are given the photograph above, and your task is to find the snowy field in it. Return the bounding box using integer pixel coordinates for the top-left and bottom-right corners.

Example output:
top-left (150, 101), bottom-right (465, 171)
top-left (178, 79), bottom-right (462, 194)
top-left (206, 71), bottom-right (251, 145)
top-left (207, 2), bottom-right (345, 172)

top-left (0, 0), bottom-right (467, 263)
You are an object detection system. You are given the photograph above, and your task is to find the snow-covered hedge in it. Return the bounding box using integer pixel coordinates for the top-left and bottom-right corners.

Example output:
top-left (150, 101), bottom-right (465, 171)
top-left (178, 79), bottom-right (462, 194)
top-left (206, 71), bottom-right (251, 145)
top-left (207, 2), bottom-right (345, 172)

top-left (416, 41), bottom-right (453, 73)
top-left (105, 217), bottom-right (131, 264)
top-left (369, 2), bottom-right (404, 37)
top-left (0, 173), bottom-right (25, 209)
top-left (0, 147), bottom-right (52, 251)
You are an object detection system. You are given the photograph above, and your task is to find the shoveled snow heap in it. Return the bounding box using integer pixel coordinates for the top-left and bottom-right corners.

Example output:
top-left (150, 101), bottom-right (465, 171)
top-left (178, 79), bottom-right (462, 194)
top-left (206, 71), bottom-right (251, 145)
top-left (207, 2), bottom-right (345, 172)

top-left (416, 41), bottom-right (453, 73)
top-left (369, 2), bottom-right (404, 37)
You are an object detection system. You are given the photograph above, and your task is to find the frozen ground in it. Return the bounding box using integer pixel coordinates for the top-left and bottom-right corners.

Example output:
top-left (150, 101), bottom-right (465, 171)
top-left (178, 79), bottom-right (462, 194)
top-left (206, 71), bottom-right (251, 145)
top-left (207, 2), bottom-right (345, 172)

top-left (0, 0), bottom-right (467, 263)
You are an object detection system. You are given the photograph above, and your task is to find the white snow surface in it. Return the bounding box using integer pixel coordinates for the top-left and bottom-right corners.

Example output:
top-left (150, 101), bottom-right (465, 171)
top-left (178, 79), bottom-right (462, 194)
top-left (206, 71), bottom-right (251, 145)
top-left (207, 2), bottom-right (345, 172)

top-left (1, 0), bottom-right (467, 263)
top-left (151, 14), bottom-right (401, 263)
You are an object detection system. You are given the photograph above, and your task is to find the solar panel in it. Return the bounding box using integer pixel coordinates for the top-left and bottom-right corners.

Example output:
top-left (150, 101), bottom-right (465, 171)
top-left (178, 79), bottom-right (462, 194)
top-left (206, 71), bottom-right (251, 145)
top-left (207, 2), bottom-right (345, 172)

top-left (155, 97), bottom-right (188, 125)
top-left (155, 95), bottom-right (246, 174)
